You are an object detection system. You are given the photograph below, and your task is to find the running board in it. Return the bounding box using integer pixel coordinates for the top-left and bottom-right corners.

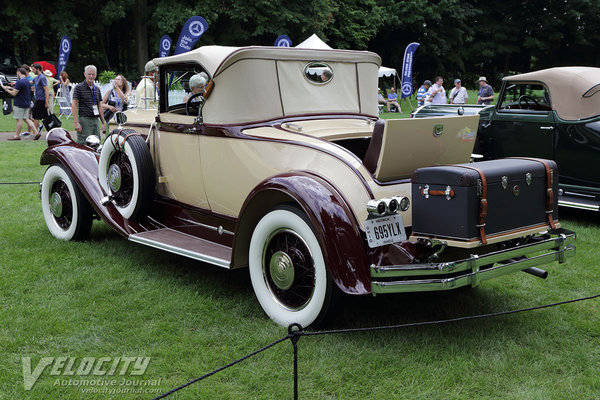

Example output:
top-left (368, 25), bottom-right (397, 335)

top-left (129, 228), bottom-right (231, 268)
top-left (558, 194), bottom-right (600, 211)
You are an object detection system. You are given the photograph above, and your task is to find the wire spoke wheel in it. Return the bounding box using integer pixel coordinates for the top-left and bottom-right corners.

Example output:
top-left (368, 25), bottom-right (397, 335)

top-left (108, 151), bottom-right (134, 207)
top-left (249, 206), bottom-right (333, 327)
top-left (41, 164), bottom-right (93, 241)
top-left (50, 180), bottom-right (73, 229)
top-left (98, 129), bottom-right (156, 221)
top-left (263, 229), bottom-right (316, 310)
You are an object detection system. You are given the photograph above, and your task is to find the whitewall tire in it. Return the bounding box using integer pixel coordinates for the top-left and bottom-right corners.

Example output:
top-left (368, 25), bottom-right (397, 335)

top-left (41, 164), bottom-right (93, 241)
top-left (98, 130), bottom-right (155, 220)
top-left (249, 206), bottom-right (332, 327)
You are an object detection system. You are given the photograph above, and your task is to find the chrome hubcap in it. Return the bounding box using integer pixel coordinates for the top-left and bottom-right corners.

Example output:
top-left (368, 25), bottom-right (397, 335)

top-left (50, 192), bottom-right (63, 217)
top-left (269, 251), bottom-right (295, 290)
top-left (108, 164), bottom-right (122, 192)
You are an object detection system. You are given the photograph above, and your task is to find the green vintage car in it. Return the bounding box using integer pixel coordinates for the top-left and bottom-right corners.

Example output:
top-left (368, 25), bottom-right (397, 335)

top-left (411, 67), bottom-right (600, 212)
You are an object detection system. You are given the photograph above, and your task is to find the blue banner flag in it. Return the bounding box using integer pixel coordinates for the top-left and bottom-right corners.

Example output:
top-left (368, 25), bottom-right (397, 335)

top-left (274, 35), bottom-right (292, 47)
top-left (57, 36), bottom-right (72, 75)
top-left (400, 42), bottom-right (420, 99)
top-left (159, 35), bottom-right (172, 57)
top-left (174, 16), bottom-right (209, 55)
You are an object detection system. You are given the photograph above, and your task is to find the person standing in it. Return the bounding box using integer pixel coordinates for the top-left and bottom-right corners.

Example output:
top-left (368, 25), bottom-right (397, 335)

top-left (1, 67), bottom-right (36, 140)
top-left (72, 65), bottom-right (106, 144)
top-left (416, 80), bottom-right (432, 106)
top-left (31, 63), bottom-right (49, 140)
top-left (44, 70), bottom-right (58, 109)
top-left (449, 79), bottom-right (468, 104)
top-left (59, 71), bottom-right (71, 101)
top-left (477, 77), bottom-right (494, 105)
top-left (427, 76), bottom-right (446, 105)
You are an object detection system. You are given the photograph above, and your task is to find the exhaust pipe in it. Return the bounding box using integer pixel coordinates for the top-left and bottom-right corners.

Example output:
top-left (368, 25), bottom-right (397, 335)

top-left (522, 267), bottom-right (548, 279)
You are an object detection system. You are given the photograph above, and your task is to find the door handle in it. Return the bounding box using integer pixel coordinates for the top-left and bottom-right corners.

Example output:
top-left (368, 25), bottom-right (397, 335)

top-left (540, 126), bottom-right (554, 130)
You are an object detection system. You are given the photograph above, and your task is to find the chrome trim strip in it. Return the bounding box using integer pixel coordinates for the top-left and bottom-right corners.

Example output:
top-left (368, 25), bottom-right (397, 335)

top-left (558, 200), bottom-right (600, 211)
top-left (174, 216), bottom-right (235, 235)
top-left (146, 216), bottom-right (168, 228)
top-left (128, 233), bottom-right (230, 268)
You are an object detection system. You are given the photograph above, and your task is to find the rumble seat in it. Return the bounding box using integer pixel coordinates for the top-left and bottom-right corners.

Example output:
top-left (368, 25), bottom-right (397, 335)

top-left (363, 115), bottom-right (480, 182)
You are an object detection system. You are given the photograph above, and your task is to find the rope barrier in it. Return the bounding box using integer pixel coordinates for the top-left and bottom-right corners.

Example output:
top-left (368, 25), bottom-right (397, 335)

top-left (0, 181), bottom-right (40, 185)
top-left (151, 335), bottom-right (292, 400)
top-left (152, 293), bottom-right (600, 399)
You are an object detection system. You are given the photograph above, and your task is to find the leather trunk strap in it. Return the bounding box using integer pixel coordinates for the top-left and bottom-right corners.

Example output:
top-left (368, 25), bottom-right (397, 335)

top-left (456, 165), bottom-right (488, 245)
top-left (420, 187), bottom-right (456, 199)
top-left (508, 157), bottom-right (557, 229)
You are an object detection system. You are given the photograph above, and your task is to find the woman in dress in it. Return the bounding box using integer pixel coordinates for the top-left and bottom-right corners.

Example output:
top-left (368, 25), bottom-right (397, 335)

top-left (59, 71), bottom-right (71, 101)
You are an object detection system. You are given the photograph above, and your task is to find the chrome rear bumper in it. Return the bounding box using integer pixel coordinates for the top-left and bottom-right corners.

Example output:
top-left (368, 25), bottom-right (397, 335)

top-left (370, 229), bottom-right (575, 294)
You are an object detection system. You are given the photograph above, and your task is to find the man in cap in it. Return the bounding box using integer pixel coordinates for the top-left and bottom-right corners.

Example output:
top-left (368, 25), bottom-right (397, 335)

top-left (449, 78), bottom-right (468, 104)
top-left (477, 76), bottom-right (494, 105)
top-left (136, 60), bottom-right (159, 109)
top-left (416, 80), bottom-right (431, 106)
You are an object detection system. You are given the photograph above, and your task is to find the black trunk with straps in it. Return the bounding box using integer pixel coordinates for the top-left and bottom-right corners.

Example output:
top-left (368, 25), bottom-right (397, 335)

top-left (411, 158), bottom-right (559, 244)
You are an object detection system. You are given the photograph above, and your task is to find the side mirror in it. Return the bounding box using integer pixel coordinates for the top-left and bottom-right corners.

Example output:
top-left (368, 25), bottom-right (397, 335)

top-left (115, 112), bottom-right (128, 127)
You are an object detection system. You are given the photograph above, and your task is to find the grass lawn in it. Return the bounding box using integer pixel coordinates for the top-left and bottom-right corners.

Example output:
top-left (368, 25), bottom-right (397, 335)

top-left (0, 105), bottom-right (75, 133)
top-left (1, 117), bottom-right (599, 399)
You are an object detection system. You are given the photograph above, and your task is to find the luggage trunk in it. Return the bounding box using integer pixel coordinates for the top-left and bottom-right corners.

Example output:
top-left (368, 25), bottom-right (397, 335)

top-left (411, 158), bottom-right (559, 244)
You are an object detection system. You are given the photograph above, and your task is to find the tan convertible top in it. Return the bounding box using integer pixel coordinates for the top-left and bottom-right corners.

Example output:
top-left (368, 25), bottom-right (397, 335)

top-left (152, 45), bottom-right (381, 78)
top-left (504, 67), bottom-right (600, 121)
top-left (153, 45), bottom-right (382, 124)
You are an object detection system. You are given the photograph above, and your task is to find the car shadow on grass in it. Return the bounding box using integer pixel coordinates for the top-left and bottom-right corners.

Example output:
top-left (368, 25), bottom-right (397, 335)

top-left (83, 220), bottom-right (556, 333)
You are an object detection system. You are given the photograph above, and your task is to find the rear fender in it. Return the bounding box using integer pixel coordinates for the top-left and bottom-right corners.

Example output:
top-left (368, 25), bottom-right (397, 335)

top-left (233, 171), bottom-right (372, 295)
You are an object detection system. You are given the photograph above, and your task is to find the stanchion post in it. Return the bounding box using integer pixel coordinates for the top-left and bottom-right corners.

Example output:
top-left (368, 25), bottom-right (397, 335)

top-left (288, 323), bottom-right (303, 400)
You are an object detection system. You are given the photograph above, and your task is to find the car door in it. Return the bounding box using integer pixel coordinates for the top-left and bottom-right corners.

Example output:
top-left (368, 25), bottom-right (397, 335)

top-left (153, 66), bottom-right (210, 209)
top-left (479, 82), bottom-right (555, 160)
top-left (554, 118), bottom-right (600, 188)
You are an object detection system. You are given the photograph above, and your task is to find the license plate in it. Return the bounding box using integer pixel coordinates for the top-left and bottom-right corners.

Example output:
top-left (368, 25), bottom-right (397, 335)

top-left (364, 213), bottom-right (407, 249)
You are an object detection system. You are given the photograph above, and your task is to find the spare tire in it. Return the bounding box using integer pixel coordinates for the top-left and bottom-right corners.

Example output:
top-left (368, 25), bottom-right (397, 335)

top-left (99, 129), bottom-right (155, 220)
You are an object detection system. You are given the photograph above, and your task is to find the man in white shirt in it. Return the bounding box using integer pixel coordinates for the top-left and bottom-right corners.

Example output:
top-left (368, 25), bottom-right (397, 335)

top-left (427, 76), bottom-right (446, 104)
top-left (449, 79), bottom-right (468, 104)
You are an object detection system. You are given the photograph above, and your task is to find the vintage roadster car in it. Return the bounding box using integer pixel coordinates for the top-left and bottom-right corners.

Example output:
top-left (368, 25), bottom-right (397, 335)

top-left (40, 46), bottom-right (575, 327)
top-left (411, 67), bottom-right (600, 212)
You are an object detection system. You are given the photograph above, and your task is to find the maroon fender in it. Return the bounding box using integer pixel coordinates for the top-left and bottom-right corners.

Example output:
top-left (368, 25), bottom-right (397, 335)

top-left (40, 132), bottom-right (138, 237)
top-left (233, 171), bottom-right (372, 295)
